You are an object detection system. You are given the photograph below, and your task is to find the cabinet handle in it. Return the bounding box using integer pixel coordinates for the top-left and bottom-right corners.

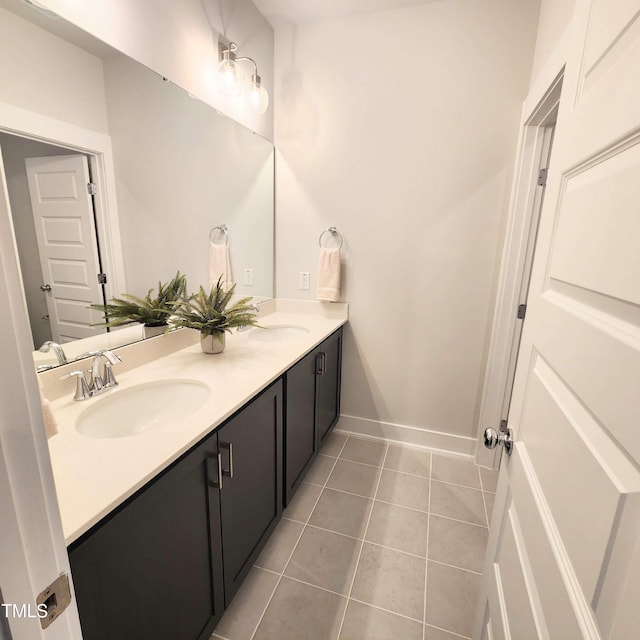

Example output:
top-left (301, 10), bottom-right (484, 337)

top-left (315, 353), bottom-right (324, 376)
top-left (219, 441), bottom-right (234, 478)
top-left (319, 352), bottom-right (327, 375)
top-left (207, 453), bottom-right (223, 489)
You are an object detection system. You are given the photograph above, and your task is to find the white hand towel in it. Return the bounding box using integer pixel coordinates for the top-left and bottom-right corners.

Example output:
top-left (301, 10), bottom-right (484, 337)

top-left (209, 243), bottom-right (233, 290)
top-left (316, 247), bottom-right (341, 302)
top-left (37, 375), bottom-right (58, 438)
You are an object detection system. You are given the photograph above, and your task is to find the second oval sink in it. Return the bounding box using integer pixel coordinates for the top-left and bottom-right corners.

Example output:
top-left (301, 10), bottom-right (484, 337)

top-left (248, 325), bottom-right (310, 343)
top-left (76, 379), bottom-right (211, 439)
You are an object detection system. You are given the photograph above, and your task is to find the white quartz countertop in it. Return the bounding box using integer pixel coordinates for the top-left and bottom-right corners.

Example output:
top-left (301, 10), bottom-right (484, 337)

top-left (47, 306), bottom-right (347, 545)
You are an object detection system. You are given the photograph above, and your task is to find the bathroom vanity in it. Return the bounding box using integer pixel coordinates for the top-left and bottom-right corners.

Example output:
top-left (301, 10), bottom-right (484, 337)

top-left (44, 304), bottom-right (346, 640)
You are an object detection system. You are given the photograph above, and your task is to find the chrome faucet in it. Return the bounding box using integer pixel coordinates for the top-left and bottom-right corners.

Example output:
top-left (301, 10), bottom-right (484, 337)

top-left (61, 350), bottom-right (122, 401)
top-left (38, 340), bottom-right (68, 365)
top-left (89, 350), bottom-right (122, 392)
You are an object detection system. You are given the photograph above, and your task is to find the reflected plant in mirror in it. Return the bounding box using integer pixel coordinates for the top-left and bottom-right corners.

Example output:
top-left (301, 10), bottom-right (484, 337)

top-left (0, 1), bottom-right (274, 372)
top-left (90, 272), bottom-right (187, 339)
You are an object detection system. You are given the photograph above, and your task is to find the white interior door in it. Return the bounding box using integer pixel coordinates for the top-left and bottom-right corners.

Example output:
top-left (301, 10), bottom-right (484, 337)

top-left (0, 146), bottom-right (82, 639)
top-left (25, 154), bottom-right (104, 343)
top-left (476, 0), bottom-right (640, 638)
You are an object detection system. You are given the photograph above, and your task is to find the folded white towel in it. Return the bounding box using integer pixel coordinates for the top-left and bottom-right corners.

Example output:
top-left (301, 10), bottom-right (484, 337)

top-left (316, 247), bottom-right (341, 302)
top-left (209, 243), bottom-right (233, 290)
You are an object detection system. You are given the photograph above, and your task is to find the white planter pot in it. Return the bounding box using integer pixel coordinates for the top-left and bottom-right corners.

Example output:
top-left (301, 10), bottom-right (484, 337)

top-left (200, 332), bottom-right (225, 354)
top-left (143, 324), bottom-right (167, 339)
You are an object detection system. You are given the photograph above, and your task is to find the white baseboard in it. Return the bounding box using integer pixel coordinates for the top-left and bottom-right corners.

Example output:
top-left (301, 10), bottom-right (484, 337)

top-left (335, 414), bottom-right (477, 460)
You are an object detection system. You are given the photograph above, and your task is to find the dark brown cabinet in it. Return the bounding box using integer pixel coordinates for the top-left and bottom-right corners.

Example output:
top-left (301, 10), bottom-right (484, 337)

top-left (69, 380), bottom-right (282, 640)
top-left (68, 433), bottom-right (224, 640)
top-left (284, 327), bottom-right (343, 504)
top-left (68, 327), bottom-right (343, 640)
top-left (218, 380), bottom-right (282, 604)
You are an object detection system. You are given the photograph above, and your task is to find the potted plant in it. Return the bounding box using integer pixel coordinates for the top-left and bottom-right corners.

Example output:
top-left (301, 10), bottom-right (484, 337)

top-left (91, 272), bottom-right (187, 338)
top-left (171, 278), bottom-right (258, 353)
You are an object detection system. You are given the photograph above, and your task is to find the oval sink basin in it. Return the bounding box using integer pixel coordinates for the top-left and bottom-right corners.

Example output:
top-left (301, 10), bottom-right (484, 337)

top-left (248, 325), bottom-right (310, 343)
top-left (76, 380), bottom-right (210, 439)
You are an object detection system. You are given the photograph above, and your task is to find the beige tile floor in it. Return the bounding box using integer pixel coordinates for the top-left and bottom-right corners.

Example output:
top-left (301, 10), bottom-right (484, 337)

top-left (211, 434), bottom-right (498, 640)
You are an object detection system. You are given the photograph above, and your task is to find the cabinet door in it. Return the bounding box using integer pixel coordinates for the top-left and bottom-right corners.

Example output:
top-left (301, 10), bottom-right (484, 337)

top-left (284, 349), bottom-right (318, 504)
top-left (316, 327), bottom-right (343, 447)
top-left (69, 434), bottom-right (224, 640)
top-left (218, 380), bottom-right (282, 604)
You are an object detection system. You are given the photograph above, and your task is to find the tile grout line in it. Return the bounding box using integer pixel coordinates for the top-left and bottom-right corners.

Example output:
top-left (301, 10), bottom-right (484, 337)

top-left (299, 480), bottom-right (490, 521)
top-left (309, 469), bottom-right (485, 493)
top-left (335, 443), bottom-right (390, 639)
top-left (263, 520), bottom-right (485, 572)
top-left (349, 596), bottom-right (425, 625)
top-left (424, 622), bottom-right (472, 639)
top-left (266, 573), bottom-right (428, 627)
top-left (427, 558), bottom-right (483, 577)
top-left (423, 451), bottom-right (432, 640)
top-left (248, 434), bottom-right (349, 640)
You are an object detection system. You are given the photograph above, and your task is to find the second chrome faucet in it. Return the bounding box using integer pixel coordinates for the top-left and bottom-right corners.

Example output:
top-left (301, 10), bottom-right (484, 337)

top-left (61, 350), bottom-right (123, 401)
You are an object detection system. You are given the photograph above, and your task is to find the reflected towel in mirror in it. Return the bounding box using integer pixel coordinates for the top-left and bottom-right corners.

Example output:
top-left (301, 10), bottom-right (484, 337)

top-left (210, 243), bottom-right (233, 290)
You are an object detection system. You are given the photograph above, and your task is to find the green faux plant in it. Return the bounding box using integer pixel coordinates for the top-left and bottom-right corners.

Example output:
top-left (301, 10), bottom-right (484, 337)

top-left (91, 271), bottom-right (187, 328)
top-left (171, 277), bottom-right (259, 341)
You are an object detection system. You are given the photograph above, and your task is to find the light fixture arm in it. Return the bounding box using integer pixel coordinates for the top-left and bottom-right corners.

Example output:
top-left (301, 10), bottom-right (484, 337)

top-left (235, 56), bottom-right (258, 75)
top-left (220, 42), bottom-right (261, 84)
top-left (217, 41), bottom-right (268, 111)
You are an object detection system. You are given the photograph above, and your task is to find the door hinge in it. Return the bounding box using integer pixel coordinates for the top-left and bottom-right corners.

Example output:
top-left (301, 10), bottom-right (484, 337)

top-left (537, 168), bottom-right (548, 187)
top-left (97, 273), bottom-right (107, 284)
top-left (87, 182), bottom-right (97, 195)
top-left (517, 304), bottom-right (527, 319)
top-left (36, 573), bottom-right (72, 629)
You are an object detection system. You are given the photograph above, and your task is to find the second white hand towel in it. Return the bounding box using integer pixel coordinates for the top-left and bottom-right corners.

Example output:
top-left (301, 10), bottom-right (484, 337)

top-left (209, 243), bottom-right (233, 289)
top-left (316, 247), bottom-right (341, 302)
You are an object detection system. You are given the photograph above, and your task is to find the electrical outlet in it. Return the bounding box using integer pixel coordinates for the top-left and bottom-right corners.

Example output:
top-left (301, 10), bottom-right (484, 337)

top-left (243, 268), bottom-right (254, 286)
top-left (298, 271), bottom-right (310, 290)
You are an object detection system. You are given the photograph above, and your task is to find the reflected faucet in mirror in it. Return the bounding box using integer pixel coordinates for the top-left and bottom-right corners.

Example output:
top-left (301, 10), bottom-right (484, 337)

top-left (38, 341), bottom-right (68, 366)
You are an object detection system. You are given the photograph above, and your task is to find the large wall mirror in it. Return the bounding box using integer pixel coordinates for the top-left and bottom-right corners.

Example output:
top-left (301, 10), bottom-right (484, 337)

top-left (0, 1), bottom-right (274, 370)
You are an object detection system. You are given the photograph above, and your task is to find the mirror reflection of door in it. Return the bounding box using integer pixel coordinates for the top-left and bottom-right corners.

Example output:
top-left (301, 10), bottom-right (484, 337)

top-left (0, 132), bottom-right (106, 347)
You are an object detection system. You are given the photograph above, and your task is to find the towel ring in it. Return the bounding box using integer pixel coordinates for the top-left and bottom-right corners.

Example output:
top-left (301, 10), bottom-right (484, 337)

top-left (318, 226), bottom-right (343, 250)
top-left (209, 224), bottom-right (228, 245)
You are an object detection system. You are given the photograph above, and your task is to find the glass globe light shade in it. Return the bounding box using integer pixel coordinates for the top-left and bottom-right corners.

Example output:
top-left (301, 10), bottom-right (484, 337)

top-left (217, 57), bottom-right (242, 97)
top-left (248, 76), bottom-right (269, 114)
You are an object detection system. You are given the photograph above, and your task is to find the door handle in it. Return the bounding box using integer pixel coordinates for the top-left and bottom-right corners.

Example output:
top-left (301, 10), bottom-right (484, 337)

top-left (40, 284), bottom-right (52, 292)
top-left (219, 441), bottom-right (234, 478)
top-left (206, 453), bottom-right (223, 489)
top-left (483, 427), bottom-right (514, 456)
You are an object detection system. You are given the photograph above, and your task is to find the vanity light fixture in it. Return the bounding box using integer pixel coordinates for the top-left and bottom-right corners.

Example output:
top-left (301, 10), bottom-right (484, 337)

top-left (217, 42), bottom-right (269, 114)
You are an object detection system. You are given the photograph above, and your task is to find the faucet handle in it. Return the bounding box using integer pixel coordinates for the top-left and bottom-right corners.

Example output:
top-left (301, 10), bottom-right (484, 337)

top-left (60, 371), bottom-right (91, 401)
top-left (103, 361), bottom-right (119, 388)
top-left (101, 350), bottom-right (123, 365)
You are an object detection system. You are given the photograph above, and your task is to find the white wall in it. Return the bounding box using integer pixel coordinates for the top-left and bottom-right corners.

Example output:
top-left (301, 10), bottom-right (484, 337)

top-left (274, 0), bottom-right (540, 452)
top-left (529, 0), bottom-right (576, 88)
top-left (103, 55), bottom-right (274, 299)
top-left (0, 6), bottom-right (109, 134)
top-left (36, 0), bottom-right (275, 141)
